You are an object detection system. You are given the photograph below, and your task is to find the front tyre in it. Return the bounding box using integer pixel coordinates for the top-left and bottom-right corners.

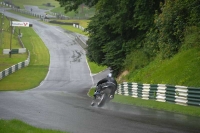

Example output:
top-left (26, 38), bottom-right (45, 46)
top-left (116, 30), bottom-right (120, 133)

top-left (97, 93), bottom-right (108, 107)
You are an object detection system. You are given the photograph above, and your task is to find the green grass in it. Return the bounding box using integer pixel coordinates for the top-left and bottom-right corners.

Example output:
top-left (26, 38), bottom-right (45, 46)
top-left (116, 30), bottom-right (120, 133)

top-left (60, 25), bottom-right (88, 35)
top-left (0, 14), bottom-right (20, 49)
top-left (0, 26), bottom-right (50, 91)
top-left (125, 48), bottom-right (200, 87)
top-left (113, 95), bottom-right (200, 116)
top-left (1, 31), bottom-right (22, 49)
top-left (56, 19), bottom-right (90, 28)
top-left (42, 19), bottom-right (89, 35)
top-left (0, 119), bottom-right (67, 133)
top-left (42, 20), bottom-right (88, 35)
top-left (0, 54), bottom-right (27, 71)
top-left (0, 14), bottom-right (27, 71)
top-left (87, 58), bottom-right (107, 74)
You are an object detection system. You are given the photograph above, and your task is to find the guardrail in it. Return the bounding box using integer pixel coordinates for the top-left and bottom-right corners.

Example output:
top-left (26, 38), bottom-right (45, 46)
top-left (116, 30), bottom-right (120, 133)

top-left (117, 82), bottom-right (200, 107)
top-left (0, 2), bottom-right (69, 21)
top-left (73, 24), bottom-right (85, 31)
top-left (75, 36), bottom-right (87, 51)
top-left (11, 8), bottom-right (50, 22)
top-left (0, 50), bottom-right (30, 80)
top-left (3, 48), bottom-right (26, 54)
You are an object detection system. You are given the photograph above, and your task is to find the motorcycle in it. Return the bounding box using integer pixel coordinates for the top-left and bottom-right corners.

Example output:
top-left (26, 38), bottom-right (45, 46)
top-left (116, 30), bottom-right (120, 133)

top-left (91, 84), bottom-right (113, 107)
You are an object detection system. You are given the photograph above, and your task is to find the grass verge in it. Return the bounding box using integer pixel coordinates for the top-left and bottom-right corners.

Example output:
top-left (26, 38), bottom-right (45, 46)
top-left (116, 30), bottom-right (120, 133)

top-left (42, 20), bottom-right (88, 36)
top-left (0, 119), bottom-right (67, 133)
top-left (0, 26), bottom-right (50, 91)
top-left (125, 48), bottom-right (200, 87)
top-left (88, 88), bottom-right (200, 117)
top-left (0, 14), bottom-right (27, 71)
top-left (55, 19), bottom-right (90, 28)
top-left (87, 58), bottom-right (107, 74)
top-left (60, 25), bottom-right (87, 36)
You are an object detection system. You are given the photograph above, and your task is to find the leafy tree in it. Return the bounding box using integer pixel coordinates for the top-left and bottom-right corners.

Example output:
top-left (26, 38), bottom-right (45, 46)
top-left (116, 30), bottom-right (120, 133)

top-left (86, 0), bottom-right (164, 75)
top-left (57, 0), bottom-right (163, 75)
top-left (187, 0), bottom-right (200, 26)
top-left (144, 0), bottom-right (200, 59)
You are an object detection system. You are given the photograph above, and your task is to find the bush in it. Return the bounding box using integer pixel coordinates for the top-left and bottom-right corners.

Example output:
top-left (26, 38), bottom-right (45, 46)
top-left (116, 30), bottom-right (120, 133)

top-left (124, 49), bottom-right (150, 71)
top-left (181, 26), bottom-right (200, 50)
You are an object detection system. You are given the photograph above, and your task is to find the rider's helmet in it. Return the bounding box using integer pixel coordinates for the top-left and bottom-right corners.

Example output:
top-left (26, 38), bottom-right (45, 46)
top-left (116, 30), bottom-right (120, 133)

top-left (107, 73), bottom-right (112, 78)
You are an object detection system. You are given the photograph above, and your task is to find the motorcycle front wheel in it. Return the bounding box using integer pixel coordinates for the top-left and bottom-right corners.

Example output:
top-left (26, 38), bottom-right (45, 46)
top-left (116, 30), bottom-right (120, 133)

top-left (97, 89), bottom-right (111, 107)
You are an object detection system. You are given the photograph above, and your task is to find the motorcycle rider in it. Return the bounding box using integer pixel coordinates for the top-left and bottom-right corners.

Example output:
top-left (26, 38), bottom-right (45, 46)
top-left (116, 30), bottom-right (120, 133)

top-left (93, 73), bottom-right (118, 99)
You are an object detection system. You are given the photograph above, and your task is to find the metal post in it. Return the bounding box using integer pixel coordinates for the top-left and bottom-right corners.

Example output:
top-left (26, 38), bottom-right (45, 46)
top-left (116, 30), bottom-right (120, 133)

top-left (9, 19), bottom-right (12, 58)
top-left (0, 13), bottom-right (2, 46)
top-left (19, 28), bottom-right (20, 37)
top-left (2, 12), bottom-right (4, 46)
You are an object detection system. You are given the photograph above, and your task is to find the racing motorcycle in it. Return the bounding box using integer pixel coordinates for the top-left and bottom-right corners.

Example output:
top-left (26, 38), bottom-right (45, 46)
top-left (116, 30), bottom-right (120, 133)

top-left (91, 83), bottom-right (113, 107)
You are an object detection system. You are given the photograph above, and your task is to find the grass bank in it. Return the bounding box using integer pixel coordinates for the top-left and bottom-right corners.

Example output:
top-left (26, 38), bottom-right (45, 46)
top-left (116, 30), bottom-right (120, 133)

top-left (0, 119), bottom-right (67, 133)
top-left (124, 48), bottom-right (200, 87)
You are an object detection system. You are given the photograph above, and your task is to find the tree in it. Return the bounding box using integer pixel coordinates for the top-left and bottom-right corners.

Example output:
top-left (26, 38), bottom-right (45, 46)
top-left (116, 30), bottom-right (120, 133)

top-left (57, 0), bottom-right (164, 75)
top-left (86, 0), bottom-right (164, 75)
top-left (144, 0), bottom-right (200, 59)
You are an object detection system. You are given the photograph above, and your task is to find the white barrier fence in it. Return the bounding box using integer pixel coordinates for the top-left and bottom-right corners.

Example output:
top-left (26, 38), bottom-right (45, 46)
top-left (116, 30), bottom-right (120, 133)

top-left (117, 82), bottom-right (200, 107)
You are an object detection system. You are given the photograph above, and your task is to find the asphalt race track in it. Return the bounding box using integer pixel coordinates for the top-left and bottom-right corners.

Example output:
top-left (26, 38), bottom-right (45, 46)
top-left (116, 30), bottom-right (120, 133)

top-left (0, 7), bottom-right (200, 133)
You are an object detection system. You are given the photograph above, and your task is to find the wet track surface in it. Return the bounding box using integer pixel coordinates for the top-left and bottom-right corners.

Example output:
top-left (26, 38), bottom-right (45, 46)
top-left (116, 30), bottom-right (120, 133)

top-left (0, 7), bottom-right (200, 133)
